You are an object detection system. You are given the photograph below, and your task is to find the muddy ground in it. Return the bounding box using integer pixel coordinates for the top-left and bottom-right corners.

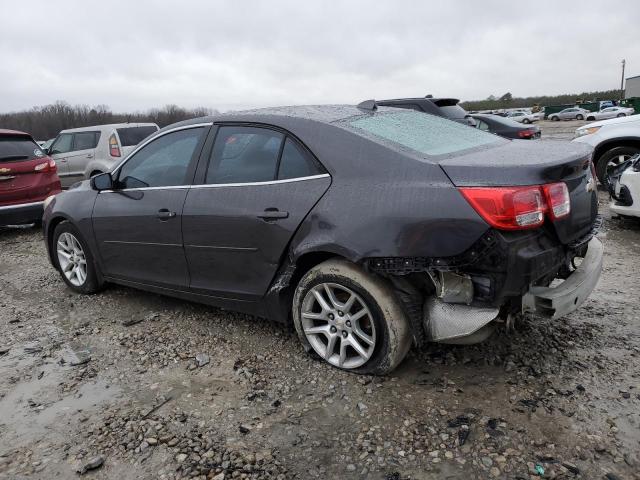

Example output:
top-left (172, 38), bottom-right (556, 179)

top-left (1, 120), bottom-right (639, 480)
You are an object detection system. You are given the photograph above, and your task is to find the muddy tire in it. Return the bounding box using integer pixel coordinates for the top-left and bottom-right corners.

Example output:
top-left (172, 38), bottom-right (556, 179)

top-left (292, 259), bottom-right (412, 375)
top-left (53, 221), bottom-right (103, 294)
top-left (596, 145), bottom-right (640, 189)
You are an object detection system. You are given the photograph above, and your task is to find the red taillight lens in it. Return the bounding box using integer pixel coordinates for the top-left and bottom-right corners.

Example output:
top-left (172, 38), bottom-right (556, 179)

top-left (542, 182), bottom-right (570, 219)
top-left (518, 129), bottom-right (534, 138)
top-left (109, 134), bottom-right (121, 157)
top-left (34, 159), bottom-right (57, 173)
top-left (459, 186), bottom-right (546, 230)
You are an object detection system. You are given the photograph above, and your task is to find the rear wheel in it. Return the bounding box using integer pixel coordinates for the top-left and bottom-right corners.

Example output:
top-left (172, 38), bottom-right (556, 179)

top-left (596, 146), bottom-right (640, 189)
top-left (617, 113), bottom-right (626, 118)
top-left (587, 116), bottom-right (595, 121)
top-left (522, 118), bottom-right (531, 124)
top-left (550, 115), bottom-right (559, 121)
top-left (576, 114), bottom-right (584, 120)
top-left (53, 221), bottom-right (102, 294)
top-left (292, 259), bottom-right (412, 375)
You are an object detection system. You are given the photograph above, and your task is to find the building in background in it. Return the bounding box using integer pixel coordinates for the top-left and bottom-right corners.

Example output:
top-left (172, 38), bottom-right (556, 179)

top-left (626, 75), bottom-right (640, 98)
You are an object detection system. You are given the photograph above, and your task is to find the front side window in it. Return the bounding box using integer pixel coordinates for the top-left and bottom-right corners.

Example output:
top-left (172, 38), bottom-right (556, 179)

top-left (206, 126), bottom-right (283, 184)
top-left (277, 138), bottom-right (326, 179)
top-left (475, 119), bottom-right (490, 132)
top-left (73, 131), bottom-right (100, 151)
top-left (117, 127), bottom-right (203, 189)
top-left (50, 134), bottom-right (73, 155)
top-left (345, 111), bottom-right (502, 156)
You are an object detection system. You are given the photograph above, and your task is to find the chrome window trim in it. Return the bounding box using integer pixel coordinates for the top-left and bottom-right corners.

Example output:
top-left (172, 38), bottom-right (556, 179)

top-left (99, 173), bottom-right (331, 193)
top-left (110, 122), bottom-right (213, 175)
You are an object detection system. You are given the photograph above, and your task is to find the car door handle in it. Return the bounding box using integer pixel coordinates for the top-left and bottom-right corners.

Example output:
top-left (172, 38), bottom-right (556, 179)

top-left (257, 208), bottom-right (289, 220)
top-left (157, 209), bottom-right (176, 220)
top-left (86, 154), bottom-right (93, 159)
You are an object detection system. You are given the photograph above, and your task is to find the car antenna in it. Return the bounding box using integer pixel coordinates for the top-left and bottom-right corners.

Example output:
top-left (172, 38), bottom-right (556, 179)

top-left (357, 99), bottom-right (377, 111)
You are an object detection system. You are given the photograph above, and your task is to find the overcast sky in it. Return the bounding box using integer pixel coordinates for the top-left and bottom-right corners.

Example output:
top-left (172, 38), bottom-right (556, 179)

top-left (1, 0), bottom-right (638, 113)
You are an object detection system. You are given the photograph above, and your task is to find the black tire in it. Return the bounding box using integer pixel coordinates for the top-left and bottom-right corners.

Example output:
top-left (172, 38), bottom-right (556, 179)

top-left (617, 113), bottom-right (626, 118)
top-left (550, 116), bottom-right (559, 121)
top-left (52, 221), bottom-right (103, 294)
top-left (522, 118), bottom-right (531, 124)
top-left (576, 114), bottom-right (584, 120)
top-left (596, 146), bottom-right (640, 189)
top-left (587, 116), bottom-right (595, 121)
top-left (292, 259), bottom-right (412, 375)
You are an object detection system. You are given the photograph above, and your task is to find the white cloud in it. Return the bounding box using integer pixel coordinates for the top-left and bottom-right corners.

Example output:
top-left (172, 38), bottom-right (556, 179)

top-left (1, 0), bottom-right (638, 112)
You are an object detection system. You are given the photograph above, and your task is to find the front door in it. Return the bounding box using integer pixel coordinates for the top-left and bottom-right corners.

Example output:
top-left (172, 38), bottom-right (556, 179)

top-left (92, 125), bottom-right (208, 288)
top-left (48, 133), bottom-right (73, 185)
top-left (182, 125), bottom-right (330, 300)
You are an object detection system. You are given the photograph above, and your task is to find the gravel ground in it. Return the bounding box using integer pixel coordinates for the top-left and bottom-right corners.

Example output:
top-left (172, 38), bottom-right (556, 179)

top-left (1, 121), bottom-right (639, 480)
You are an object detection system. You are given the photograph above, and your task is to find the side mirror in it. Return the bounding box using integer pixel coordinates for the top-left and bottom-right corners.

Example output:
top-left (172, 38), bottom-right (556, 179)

top-left (91, 172), bottom-right (114, 191)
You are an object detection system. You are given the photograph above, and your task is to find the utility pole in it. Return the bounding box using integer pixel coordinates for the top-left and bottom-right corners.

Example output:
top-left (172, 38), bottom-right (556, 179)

top-left (620, 59), bottom-right (626, 100)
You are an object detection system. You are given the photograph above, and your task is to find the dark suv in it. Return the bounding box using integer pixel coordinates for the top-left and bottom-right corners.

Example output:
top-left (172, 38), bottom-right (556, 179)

top-left (377, 96), bottom-right (476, 126)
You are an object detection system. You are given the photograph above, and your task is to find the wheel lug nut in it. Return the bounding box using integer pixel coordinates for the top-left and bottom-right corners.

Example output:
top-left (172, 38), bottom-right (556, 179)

top-left (328, 313), bottom-right (335, 320)
top-left (342, 331), bottom-right (348, 338)
top-left (346, 320), bottom-right (352, 328)
top-left (338, 311), bottom-right (344, 317)
top-left (330, 326), bottom-right (337, 333)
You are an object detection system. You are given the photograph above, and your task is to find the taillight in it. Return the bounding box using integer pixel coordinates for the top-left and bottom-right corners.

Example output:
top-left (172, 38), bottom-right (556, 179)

top-left (518, 129), bottom-right (535, 138)
top-left (34, 159), bottom-right (57, 173)
top-left (542, 182), bottom-right (570, 219)
top-left (459, 182), bottom-right (570, 230)
top-left (109, 134), bottom-right (121, 157)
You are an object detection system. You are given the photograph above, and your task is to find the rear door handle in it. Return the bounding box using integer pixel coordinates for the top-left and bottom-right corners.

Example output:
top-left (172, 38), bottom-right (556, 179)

top-left (257, 208), bottom-right (289, 220)
top-left (86, 154), bottom-right (93, 158)
top-left (157, 209), bottom-right (176, 220)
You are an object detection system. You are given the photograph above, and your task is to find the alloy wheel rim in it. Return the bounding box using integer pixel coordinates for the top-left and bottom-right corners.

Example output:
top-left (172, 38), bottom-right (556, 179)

top-left (301, 283), bottom-right (376, 369)
top-left (56, 232), bottom-right (87, 287)
top-left (605, 154), bottom-right (635, 185)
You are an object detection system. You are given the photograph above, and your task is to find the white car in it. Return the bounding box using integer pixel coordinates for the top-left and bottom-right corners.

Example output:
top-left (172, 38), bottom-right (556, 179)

top-left (573, 114), bottom-right (640, 188)
top-left (47, 123), bottom-right (159, 187)
top-left (609, 155), bottom-right (640, 218)
top-left (586, 106), bottom-right (635, 121)
top-left (505, 111), bottom-right (538, 124)
top-left (548, 107), bottom-right (590, 121)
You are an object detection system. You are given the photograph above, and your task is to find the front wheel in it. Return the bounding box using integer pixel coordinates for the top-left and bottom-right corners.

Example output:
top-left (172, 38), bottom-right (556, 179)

top-left (617, 113), bottom-right (626, 118)
top-left (576, 114), bottom-right (584, 120)
top-left (550, 116), bottom-right (559, 121)
top-left (522, 118), bottom-right (531, 124)
top-left (53, 221), bottom-right (102, 294)
top-left (596, 146), bottom-right (640, 189)
top-left (292, 259), bottom-right (412, 375)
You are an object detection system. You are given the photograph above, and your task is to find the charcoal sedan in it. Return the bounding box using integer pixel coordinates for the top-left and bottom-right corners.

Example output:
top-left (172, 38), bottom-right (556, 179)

top-left (471, 113), bottom-right (541, 140)
top-left (43, 104), bottom-right (603, 374)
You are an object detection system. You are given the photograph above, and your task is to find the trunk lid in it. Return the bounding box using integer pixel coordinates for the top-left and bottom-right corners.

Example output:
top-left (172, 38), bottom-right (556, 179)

top-left (440, 140), bottom-right (598, 244)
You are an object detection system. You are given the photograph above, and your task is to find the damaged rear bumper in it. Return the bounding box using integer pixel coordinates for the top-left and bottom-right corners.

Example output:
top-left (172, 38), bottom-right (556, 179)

top-left (521, 237), bottom-right (603, 319)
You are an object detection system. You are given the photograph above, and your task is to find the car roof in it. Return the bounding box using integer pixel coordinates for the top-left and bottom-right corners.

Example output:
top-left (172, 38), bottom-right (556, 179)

top-left (0, 128), bottom-right (32, 138)
top-left (60, 123), bottom-right (158, 134)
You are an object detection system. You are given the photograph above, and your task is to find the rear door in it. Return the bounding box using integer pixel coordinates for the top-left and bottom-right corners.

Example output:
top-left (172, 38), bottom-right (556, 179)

top-left (92, 125), bottom-right (208, 288)
top-left (66, 131), bottom-right (100, 183)
top-left (182, 125), bottom-right (331, 300)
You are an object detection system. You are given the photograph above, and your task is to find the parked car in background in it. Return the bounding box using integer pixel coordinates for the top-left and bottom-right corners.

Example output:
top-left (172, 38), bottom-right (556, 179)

top-left (44, 104), bottom-right (602, 374)
top-left (505, 111), bottom-right (539, 124)
top-left (548, 107), bottom-right (590, 121)
top-left (37, 138), bottom-right (55, 150)
top-left (47, 123), bottom-right (159, 187)
top-left (586, 106), bottom-right (635, 121)
top-left (376, 96), bottom-right (476, 126)
top-left (471, 114), bottom-right (541, 139)
top-left (608, 154), bottom-right (640, 219)
top-left (1, 129), bottom-right (61, 226)
top-left (573, 114), bottom-right (640, 188)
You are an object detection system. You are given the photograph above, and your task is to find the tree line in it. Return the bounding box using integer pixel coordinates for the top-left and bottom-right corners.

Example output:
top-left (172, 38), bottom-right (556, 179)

top-left (0, 102), bottom-right (218, 140)
top-left (460, 89), bottom-right (623, 111)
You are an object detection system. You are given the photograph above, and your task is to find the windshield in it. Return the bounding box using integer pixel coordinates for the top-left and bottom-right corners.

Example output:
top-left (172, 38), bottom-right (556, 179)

top-left (345, 111), bottom-right (502, 156)
top-left (0, 135), bottom-right (45, 163)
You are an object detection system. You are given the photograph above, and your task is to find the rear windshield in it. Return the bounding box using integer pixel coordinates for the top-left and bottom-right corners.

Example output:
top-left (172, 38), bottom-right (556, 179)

top-left (0, 136), bottom-right (45, 163)
top-left (116, 126), bottom-right (158, 147)
top-left (437, 104), bottom-right (468, 119)
top-left (346, 111), bottom-right (502, 156)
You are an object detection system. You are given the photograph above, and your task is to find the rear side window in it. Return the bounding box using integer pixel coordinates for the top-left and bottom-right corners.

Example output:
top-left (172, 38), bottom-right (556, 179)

top-left (73, 131), bottom-right (100, 151)
top-left (346, 111), bottom-right (502, 156)
top-left (117, 126), bottom-right (158, 147)
top-left (0, 136), bottom-right (45, 163)
top-left (206, 126), bottom-right (284, 184)
top-left (381, 103), bottom-right (424, 112)
top-left (277, 138), bottom-right (326, 179)
top-left (117, 127), bottom-right (204, 189)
